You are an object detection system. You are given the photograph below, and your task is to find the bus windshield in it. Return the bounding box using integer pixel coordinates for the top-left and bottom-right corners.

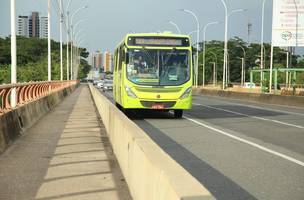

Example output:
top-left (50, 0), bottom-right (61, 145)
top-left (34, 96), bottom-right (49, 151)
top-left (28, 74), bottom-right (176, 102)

top-left (126, 49), bottom-right (190, 86)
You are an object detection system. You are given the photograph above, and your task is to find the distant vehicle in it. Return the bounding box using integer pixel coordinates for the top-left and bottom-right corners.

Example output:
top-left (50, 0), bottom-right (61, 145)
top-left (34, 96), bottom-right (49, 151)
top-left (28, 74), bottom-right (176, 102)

top-left (243, 82), bottom-right (256, 88)
top-left (113, 32), bottom-right (193, 118)
top-left (227, 83), bottom-right (233, 88)
top-left (80, 78), bottom-right (88, 83)
top-left (93, 80), bottom-right (99, 85)
top-left (97, 80), bottom-right (104, 89)
top-left (103, 79), bottom-right (113, 91)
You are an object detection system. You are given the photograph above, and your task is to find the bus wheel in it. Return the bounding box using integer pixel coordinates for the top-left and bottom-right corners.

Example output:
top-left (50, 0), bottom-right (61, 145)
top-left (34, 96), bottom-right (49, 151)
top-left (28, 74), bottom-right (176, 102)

top-left (174, 110), bottom-right (183, 118)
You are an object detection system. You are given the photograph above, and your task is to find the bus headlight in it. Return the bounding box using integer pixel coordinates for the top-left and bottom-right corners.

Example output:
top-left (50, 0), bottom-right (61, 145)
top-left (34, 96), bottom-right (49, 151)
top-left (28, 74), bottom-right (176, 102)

top-left (125, 86), bottom-right (137, 98)
top-left (180, 87), bottom-right (192, 99)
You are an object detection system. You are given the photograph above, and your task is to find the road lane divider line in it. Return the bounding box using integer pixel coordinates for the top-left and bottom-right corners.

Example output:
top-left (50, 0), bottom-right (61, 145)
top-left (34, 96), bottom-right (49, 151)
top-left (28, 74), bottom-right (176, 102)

top-left (184, 116), bottom-right (304, 167)
top-left (193, 96), bottom-right (304, 117)
top-left (193, 103), bottom-right (304, 129)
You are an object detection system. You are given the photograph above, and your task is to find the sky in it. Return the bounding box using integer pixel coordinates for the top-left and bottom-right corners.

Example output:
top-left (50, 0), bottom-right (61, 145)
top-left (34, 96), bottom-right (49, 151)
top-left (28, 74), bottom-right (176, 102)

top-left (0, 0), bottom-right (274, 54)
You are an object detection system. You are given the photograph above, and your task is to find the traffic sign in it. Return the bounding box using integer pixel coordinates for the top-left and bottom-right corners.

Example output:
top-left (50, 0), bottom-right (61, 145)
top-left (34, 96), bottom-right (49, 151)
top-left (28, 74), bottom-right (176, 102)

top-left (272, 0), bottom-right (304, 46)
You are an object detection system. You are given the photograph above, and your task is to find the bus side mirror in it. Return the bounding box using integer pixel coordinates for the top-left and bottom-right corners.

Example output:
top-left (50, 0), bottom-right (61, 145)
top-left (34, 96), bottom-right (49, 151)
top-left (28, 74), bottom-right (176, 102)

top-left (125, 52), bottom-right (129, 64)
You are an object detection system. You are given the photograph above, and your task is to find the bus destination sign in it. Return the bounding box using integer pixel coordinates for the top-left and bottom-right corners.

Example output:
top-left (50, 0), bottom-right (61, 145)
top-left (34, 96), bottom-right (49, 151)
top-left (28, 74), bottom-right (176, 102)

top-left (128, 37), bottom-right (190, 47)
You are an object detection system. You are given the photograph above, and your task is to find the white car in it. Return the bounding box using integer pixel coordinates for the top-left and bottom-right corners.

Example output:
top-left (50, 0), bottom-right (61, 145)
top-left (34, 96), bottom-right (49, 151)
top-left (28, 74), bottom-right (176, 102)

top-left (243, 82), bottom-right (256, 88)
top-left (103, 79), bottom-right (113, 91)
top-left (93, 80), bottom-right (99, 85)
top-left (97, 80), bottom-right (104, 89)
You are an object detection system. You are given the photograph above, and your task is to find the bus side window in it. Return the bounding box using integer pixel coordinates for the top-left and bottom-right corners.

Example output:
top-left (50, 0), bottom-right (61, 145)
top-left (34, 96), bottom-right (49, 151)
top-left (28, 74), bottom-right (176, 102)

top-left (115, 49), bottom-right (119, 71)
top-left (118, 47), bottom-right (123, 71)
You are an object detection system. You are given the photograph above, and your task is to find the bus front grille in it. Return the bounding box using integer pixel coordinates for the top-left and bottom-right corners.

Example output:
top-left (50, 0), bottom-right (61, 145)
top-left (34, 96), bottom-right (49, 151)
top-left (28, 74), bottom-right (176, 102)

top-left (140, 101), bottom-right (176, 108)
top-left (135, 87), bottom-right (182, 93)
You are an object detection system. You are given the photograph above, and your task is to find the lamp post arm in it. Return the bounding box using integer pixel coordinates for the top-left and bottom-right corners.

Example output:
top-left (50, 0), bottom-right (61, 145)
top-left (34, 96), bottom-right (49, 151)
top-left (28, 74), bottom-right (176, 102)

top-left (168, 20), bottom-right (181, 34)
top-left (71, 6), bottom-right (87, 25)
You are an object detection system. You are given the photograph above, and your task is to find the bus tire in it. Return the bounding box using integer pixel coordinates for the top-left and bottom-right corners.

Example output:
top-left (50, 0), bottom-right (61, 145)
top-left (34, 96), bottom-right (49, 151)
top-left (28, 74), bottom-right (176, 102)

top-left (174, 110), bottom-right (183, 118)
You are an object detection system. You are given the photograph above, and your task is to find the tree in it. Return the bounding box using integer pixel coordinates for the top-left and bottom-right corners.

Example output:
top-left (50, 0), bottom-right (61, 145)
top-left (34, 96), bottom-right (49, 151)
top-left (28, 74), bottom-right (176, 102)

top-left (0, 36), bottom-right (91, 84)
top-left (197, 37), bottom-right (299, 85)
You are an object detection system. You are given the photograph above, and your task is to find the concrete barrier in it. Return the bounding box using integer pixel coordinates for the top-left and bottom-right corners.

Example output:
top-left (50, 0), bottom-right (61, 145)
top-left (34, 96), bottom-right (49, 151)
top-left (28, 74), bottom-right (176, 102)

top-left (89, 84), bottom-right (215, 200)
top-left (193, 88), bottom-right (304, 107)
top-left (0, 85), bottom-right (77, 154)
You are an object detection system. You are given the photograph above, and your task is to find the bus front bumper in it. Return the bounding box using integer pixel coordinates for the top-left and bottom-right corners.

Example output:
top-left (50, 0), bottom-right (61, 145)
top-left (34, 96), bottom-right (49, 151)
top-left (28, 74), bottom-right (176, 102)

top-left (123, 95), bottom-right (192, 110)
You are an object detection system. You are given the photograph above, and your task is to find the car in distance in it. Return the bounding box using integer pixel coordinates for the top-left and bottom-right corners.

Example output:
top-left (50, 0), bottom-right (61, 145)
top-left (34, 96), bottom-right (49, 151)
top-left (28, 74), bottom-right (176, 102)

top-left (243, 82), bottom-right (256, 88)
top-left (97, 80), bottom-right (104, 89)
top-left (93, 80), bottom-right (100, 85)
top-left (103, 79), bottom-right (113, 91)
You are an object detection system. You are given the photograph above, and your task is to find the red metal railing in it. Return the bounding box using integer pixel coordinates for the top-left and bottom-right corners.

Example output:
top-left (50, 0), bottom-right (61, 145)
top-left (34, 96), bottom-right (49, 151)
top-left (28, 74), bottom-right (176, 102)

top-left (0, 80), bottom-right (77, 114)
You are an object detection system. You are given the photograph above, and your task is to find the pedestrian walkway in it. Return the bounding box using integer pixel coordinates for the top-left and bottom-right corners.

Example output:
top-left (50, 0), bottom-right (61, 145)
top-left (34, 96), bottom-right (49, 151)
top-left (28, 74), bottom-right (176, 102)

top-left (0, 85), bottom-right (131, 200)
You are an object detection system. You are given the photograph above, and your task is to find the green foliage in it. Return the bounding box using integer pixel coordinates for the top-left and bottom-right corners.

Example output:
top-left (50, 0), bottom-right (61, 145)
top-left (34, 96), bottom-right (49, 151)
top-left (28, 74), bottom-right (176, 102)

top-left (0, 36), bottom-right (91, 84)
top-left (198, 37), bottom-right (302, 85)
top-left (0, 65), bottom-right (10, 83)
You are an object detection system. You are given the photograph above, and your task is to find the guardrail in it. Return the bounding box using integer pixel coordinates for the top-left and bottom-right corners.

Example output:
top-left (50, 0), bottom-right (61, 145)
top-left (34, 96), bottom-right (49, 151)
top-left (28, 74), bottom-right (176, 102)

top-left (0, 80), bottom-right (77, 114)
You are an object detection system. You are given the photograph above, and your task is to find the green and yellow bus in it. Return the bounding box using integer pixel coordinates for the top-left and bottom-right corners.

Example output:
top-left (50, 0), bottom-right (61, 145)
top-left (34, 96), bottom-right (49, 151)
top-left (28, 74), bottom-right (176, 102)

top-left (113, 32), bottom-right (193, 118)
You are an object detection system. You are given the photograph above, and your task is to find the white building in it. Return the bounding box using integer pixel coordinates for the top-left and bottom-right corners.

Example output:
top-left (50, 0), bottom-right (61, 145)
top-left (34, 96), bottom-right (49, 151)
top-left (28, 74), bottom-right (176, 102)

top-left (39, 16), bottom-right (48, 39)
top-left (18, 16), bottom-right (29, 37)
top-left (18, 12), bottom-right (48, 39)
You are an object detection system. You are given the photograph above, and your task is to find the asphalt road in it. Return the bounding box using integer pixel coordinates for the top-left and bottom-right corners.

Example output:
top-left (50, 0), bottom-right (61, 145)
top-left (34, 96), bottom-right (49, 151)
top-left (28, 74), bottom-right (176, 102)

top-left (99, 88), bottom-right (304, 200)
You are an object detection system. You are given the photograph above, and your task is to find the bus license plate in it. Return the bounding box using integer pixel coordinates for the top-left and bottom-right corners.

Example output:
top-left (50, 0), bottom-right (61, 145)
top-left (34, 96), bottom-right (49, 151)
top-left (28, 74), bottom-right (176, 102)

top-left (152, 104), bottom-right (164, 109)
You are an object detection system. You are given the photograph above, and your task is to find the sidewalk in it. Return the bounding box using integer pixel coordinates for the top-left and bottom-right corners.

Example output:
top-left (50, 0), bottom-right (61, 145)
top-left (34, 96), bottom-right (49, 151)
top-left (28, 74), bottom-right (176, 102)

top-left (0, 85), bottom-right (131, 200)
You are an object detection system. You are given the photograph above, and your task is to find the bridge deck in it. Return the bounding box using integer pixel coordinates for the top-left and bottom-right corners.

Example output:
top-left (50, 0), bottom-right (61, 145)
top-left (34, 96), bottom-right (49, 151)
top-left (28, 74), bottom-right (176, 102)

top-left (0, 85), bottom-right (131, 200)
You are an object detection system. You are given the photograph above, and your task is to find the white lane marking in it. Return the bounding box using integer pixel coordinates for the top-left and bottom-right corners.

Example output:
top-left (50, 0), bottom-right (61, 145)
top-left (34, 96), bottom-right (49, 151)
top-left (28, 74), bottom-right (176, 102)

top-left (193, 94), bottom-right (304, 111)
top-left (185, 116), bottom-right (304, 167)
top-left (193, 96), bottom-right (304, 117)
top-left (193, 103), bottom-right (304, 129)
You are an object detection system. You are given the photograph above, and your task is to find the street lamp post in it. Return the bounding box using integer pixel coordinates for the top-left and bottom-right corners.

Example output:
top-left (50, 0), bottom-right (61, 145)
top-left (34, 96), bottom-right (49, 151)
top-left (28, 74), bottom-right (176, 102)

top-left (239, 57), bottom-right (245, 85)
top-left (209, 51), bottom-right (218, 86)
top-left (167, 20), bottom-right (181, 34)
top-left (48, 0), bottom-right (51, 81)
top-left (181, 9), bottom-right (199, 87)
top-left (219, 0), bottom-right (246, 89)
top-left (66, 0), bottom-right (73, 80)
top-left (73, 19), bottom-right (87, 33)
top-left (75, 39), bottom-right (84, 80)
top-left (219, 0), bottom-right (228, 90)
top-left (226, 8), bottom-right (247, 86)
top-left (202, 21), bottom-right (219, 87)
top-left (73, 30), bottom-right (85, 79)
top-left (260, 0), bottom-right (267, 86)
top-left (238, 45), bottom-right (246, 86)
top-left (59, 0), bottom-right (63, 81)
top-left (293, 0), bottom-right (299, 46)
top-left (210, 62), bottom-right (216, 86)
top-left (281, 51), bottom-right (289, 87)
top-left (10, 0), bottom-right (17, 107)
top-left (70, 6), bottom-right (87, 80)
top-left (66, 13), bottom-right (70, 80)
